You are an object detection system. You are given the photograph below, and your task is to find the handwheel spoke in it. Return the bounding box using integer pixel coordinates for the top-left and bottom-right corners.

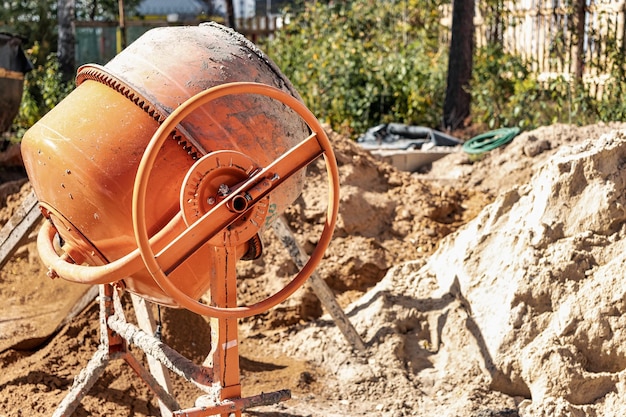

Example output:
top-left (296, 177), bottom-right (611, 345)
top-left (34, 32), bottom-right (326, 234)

top-left (268, 132), bottom-right (325, 179)
top-left (155, 132), bottom-right (324, 274)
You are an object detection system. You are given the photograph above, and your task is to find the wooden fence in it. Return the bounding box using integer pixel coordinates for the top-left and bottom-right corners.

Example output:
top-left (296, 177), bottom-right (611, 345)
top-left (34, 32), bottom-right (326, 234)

top-left (469, 0), bottom-right (626, 97)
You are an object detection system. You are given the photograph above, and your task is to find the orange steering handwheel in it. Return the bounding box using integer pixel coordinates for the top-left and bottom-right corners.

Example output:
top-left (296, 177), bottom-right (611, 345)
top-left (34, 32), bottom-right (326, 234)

top-left (132, 82), bottom-right (340, 318)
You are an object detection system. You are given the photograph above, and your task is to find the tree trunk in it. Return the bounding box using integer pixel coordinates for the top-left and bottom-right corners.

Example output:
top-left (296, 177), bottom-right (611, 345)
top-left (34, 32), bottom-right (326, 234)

top-left (118, 0), bottom-right (127, 52)
top-left (573, 0), bottom-right (585, 81)
top-left (443, 0), bottom-right (475, 131)
top-left (225, 0), bottom-right (236, 29)
top-left (57, 0), bottom-right (75, 83)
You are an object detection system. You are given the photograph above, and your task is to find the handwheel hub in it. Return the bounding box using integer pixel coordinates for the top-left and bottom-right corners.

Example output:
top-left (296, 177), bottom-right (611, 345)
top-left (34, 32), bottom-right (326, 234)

top-left (180, 150), bottom-right (269, 250)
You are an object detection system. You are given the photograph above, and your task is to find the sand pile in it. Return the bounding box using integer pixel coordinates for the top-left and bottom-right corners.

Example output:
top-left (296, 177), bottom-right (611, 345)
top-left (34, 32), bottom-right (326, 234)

top-left (269, 126), bottom-right (626, 416)
top-left (234, 126), bottom-right (489, 327)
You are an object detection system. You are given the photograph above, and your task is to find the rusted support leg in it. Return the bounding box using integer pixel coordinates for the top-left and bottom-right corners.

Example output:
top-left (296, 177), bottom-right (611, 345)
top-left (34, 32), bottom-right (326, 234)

top-left (173, 389), bottom-right (291, 417)
top-left (204, 245), bottom-right (242, 417)
top-left (181, 245), bottom-right (292, 417)
top-left (52, 284), bottom-right (116, 417)
top-left (131, 294), bottom-right (177, 417)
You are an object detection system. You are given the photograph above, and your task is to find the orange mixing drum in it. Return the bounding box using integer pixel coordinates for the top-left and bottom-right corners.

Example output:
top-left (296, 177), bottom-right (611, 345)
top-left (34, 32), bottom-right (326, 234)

top-left (20, 23), bottom-right (337, 311)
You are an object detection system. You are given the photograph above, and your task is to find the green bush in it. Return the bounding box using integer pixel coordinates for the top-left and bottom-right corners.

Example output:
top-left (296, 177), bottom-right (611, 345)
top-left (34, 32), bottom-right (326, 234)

top-left (12, 1), bottom-right (626, 142)
top-left (265, 0), bottom-right (448, 137)
top-left (471, 43), bottom-right (554, 129)
top-left (470, 43), bottom-right (605, 129)
top-left (591, 38), bottom-right (626, 122)
top-left (267, 1), bottom-right (626, 137)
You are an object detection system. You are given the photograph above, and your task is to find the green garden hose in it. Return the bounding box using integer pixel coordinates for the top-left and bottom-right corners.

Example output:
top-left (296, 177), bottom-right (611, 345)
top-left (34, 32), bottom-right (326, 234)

top-left (462, 127), bottom-right (521, 154)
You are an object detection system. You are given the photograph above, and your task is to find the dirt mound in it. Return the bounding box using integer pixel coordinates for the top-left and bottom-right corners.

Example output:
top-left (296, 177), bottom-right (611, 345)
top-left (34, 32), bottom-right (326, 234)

top-left (421, 122), bottom-right (626, 194)
top-left (271, 124), bottom-right (626, 416)
top-left (1, 122), bottom-right (626, 416)
top-left (235, 127), bottom-right (490, 327)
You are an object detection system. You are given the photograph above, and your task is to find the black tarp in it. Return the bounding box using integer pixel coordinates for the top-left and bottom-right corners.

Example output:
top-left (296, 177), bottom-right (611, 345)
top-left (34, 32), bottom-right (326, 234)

top-left (0, 33), bottom-right (33, 74)
top-left (0, 33), bottom-right (33, 134)
top-left (357, 123), bottom-right (462, 150)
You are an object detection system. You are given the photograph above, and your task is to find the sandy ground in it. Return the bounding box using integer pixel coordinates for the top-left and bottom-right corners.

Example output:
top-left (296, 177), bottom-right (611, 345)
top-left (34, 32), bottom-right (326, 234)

top-left (2, 122), bottom-right (626, 416)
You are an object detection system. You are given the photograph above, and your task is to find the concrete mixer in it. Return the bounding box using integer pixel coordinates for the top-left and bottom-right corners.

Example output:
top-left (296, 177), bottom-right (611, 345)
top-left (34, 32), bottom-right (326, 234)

top-left (20, 22), bottom-right (339, 416)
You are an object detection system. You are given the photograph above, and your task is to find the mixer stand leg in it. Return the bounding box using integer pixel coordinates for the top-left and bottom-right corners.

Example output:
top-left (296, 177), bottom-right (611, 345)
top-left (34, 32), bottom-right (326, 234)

top-left (52, 284), bottom-right (180, 417)
top-left (53, 247), bottom-right (292, 417)
top-left (52, 346), bottom-right (108, 417)
top-left (173, 245), bottom-right (292, 417)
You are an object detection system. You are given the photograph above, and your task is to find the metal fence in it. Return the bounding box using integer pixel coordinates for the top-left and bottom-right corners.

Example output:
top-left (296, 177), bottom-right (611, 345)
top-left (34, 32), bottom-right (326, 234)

top-left (74, 16), bottom-right (280, 66)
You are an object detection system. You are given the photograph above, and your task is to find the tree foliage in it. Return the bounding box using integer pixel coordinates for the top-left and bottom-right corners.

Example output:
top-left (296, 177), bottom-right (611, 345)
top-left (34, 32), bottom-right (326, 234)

top-left (264, 0), bottom-right (449, 137)
top-left (75, 0), bottom-right (140, 21)
top-left (267, 0), bottom-right (626, 137)
top-left (12, 47), bottom-right (73, 137)
top-left (0, 0), bottom-right (142, 60)
top-left (0, 0), bottom-right (58, 64)
top-left (6, 0), bottom-right (626, 140)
